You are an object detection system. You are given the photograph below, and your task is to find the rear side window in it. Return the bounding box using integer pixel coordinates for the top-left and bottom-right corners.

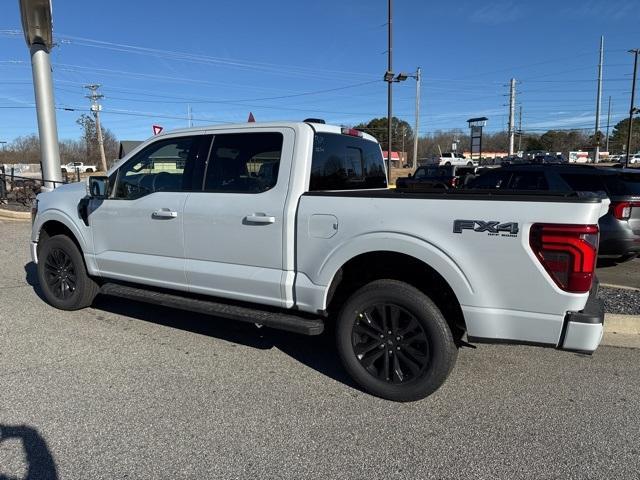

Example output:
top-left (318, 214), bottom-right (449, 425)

top-left (508, 171), bottom-right (549, 190)
top-left (560, 174), bottom-right (607, 193)
top-left (469, 170), bottom-right (511, 189)
top-left (203, 132), bottom-right (283, 193)
top-left (604, 173), bottom-right (640, 196)
top-left (310, 133), bottom-right (387, 191)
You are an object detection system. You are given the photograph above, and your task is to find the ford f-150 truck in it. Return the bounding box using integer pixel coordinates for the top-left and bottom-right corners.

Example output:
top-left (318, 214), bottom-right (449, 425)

top-left (30, 121), bottom-right (607, 401)
top-left (61, 162), bottom-right (97, 174)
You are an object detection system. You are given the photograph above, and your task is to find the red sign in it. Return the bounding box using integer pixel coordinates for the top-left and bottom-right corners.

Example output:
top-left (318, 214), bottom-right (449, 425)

top-left (247, 112), bottom-right (256, 123)
top-left (152, 125), bottom-right (163, 135)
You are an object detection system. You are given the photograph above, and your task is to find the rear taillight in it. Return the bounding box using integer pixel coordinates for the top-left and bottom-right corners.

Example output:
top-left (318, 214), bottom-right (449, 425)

top-left (610, 201), bottom-right (639, 220)
top-left (450, 177), bottom-right (458, 188)
top-left (529, 224), bottom-right (599, 293)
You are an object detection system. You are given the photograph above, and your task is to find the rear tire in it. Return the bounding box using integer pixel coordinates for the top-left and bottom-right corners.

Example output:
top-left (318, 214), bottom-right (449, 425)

top-left (335, 279), bottom-right (457, 402)
top-left (37, 235), bottom-right (99, 310)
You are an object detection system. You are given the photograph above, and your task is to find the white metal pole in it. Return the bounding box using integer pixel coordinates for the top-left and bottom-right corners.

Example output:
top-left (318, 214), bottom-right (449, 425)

top-left (30, 43), bottom-right (62, 190)
top-left (412, 67), bottom-right (421, 169)
top-left (594, 36), bottom-right (604, 163)
top-left (508, 78), bottom-right (516, 156)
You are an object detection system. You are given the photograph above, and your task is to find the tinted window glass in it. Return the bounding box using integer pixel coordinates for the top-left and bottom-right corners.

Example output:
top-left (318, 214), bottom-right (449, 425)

top-left (203, 133), bottom-right (283, 193)
top-left (115, 136), bottom-right (202, 199)
top-left (310, 133), bottom-right (387, 191)
top-left (417, 166), bottom-right (453, 178)
top-left (508, 171), bottom-right (549, 190)
top-left (560, 174), bottom-right (607, 193)
top-left (604, 173), bottom-right (640, 195)
top-left (469, 170), bottom-right (511, 189)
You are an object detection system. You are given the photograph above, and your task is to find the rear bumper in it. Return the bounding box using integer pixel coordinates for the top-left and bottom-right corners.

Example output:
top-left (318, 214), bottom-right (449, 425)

top-left (558, 284), bottom-right (604, 353)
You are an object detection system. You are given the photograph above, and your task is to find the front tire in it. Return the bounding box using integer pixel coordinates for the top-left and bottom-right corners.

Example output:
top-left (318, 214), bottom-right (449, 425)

top-left (336, 279), bottom-right (457, 402)
top-left (37, 235), bottom-right (99, 310)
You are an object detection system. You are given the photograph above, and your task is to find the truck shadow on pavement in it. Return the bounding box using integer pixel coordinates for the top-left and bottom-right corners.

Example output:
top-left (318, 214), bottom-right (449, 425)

top-left (92, 294), bottom-right (358, 390)
top-left (0, 424), bottom-right (58, 480)
top-left (23, 262), bottom-right (357, 392)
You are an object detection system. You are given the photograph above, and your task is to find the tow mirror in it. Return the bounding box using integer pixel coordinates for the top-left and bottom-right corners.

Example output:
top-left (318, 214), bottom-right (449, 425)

top-left (86, 176), bottom-right (109, 199)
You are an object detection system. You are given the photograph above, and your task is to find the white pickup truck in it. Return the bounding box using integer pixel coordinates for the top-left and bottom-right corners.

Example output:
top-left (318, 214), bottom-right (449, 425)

top-left (438, 152), bottom-right (475, 167)
top-left (30, 121), bottom-right (607, 401)
top-left (61, 162), bottom-right (96, 174)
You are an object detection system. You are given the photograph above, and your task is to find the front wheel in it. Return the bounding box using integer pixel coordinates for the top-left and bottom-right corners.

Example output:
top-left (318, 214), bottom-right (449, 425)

top-left (37, 234), bottom-right (99, 310)
top-left (336, 279), bottom-right (457, 402)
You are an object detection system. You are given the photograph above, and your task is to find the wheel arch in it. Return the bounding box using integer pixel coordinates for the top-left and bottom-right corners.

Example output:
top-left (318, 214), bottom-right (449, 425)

top-left (323, 248), bottom-right (470, 341)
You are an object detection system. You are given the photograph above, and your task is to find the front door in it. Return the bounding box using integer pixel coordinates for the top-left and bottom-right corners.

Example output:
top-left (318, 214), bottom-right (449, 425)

top-left (183, 128), bottom-right (294, 307)
top-left (90, 134), bottom-right (210, 290)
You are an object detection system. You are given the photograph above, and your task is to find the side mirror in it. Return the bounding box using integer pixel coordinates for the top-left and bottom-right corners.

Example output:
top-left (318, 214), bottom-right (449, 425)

top-left (408, 173), bottom-right (413, 178)
top-left (86, 176), bottom-right (109, 199)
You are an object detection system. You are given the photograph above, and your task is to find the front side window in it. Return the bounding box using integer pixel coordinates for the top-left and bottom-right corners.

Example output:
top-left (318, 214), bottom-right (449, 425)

top-left (203, 132), bottom-right (283, 193)
top-left (114, 136), bottom-right (203, 199)
top-left (310, 133), bottom-right (387, 191)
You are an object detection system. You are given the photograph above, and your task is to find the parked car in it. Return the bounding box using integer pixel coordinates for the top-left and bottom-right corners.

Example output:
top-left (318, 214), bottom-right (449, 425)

top-left (61, 162), bottom-right (96, 174)
top-left (438, 152), bottom-right (475, 166)
top-left (31, 121), bottom-right (607, 402)
top-left (467, 164), bottom-right (640, 263)
top-left (532, 154), bottom-right (564, 164)
top-left (396, 165), bottom-right (476, 190)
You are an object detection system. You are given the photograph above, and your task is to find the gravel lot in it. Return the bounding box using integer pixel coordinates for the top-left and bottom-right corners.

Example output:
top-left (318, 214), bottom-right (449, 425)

top-left (599, 286), bottom-right (640, 315)
top-left (1, 219), bottom-right (640, 479)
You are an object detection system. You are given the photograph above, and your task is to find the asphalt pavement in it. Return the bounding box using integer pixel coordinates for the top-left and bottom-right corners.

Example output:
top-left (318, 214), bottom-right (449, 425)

top-left (597, 258), bottom-right (640, 290)
top-left (1, 219), bottom-right (639, 479)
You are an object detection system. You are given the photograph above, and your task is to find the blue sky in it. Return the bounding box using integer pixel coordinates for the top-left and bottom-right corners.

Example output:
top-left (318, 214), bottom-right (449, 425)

top-left (1, 0), bottom-right (639, 142)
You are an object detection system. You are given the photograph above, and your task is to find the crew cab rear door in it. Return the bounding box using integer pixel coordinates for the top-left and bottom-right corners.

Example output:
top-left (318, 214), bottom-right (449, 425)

top-left (182, 127), bottom-right (295, 308)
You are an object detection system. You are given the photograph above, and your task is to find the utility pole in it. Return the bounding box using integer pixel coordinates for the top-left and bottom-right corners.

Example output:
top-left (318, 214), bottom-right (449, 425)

top-left (188, 104), bottom-right (193, 127)
top-left (386, 0), bottom-right (393, 181)
top-left (517, 105), bottom-right (523, 153)
top-left (626, 49), bottom-right (639, 168)
top-left (401, 126), bottom-right (406, 163)
top-left (412, 67), bottom-right (421, 169)
top-left (84, 84), bottom-right (107, 172)
top-left (508, 78), bottom-right (516, 156)
top-left (605, 96), bottom-right (612, 154)
top-left (594, 36), bottom-right (604, 163)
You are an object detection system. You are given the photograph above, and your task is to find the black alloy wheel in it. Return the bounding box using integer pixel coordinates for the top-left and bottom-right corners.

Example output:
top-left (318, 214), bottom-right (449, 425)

top-left (37, 234), bottom-right (99, 310)
top-left (336, 279), bottom-right (458, 402)
top-left (351, 303), bottom-right (430, 384)
top-left (43, 248), bottom-right (77, 300)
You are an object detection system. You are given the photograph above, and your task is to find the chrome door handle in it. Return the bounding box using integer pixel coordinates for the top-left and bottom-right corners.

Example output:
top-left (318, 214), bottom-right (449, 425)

top-left (245, 213), bottom-right (276, 224)
top-left (152, 209), bottom-right (178, 219)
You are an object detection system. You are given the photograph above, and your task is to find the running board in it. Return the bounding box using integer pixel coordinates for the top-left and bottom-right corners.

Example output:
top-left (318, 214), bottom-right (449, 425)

top-left (99, 283), bottom-right (325, 336)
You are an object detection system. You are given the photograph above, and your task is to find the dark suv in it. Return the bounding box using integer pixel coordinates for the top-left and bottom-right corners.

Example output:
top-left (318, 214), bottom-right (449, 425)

top-left (468, 164), bottom-right (640, 263)
top-left (396, 165), bottom-right (476, 190)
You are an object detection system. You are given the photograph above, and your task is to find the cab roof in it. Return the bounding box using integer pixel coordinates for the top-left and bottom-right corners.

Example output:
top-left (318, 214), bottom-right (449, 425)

top-left (155, 121), bottom-right (379, 144)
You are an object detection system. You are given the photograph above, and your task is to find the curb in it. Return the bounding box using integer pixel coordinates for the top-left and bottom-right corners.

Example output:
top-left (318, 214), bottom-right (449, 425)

top-left (600, 283), bottom-right (640, 292)
top-left (603, 313), bottom-right (640, 349)
top-left (604, 313), bottom-right (640, 335)
top-left (0, 208), bottom-right (31, 221)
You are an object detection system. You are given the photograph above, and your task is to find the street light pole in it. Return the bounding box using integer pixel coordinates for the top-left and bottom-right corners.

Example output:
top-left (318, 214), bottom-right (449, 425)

top-left (626, 49), bottom-right (639, 168)
top-left (19, 0), bottom-right (63, 190)
top-left (412, 67), bottom-right (421, 169)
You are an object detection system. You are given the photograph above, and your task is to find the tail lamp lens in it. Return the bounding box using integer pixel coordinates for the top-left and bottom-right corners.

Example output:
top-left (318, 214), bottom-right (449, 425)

top-left (529, 224), bottom-right (599, 293)
top-left (611, 201), bottom-right (638, 220)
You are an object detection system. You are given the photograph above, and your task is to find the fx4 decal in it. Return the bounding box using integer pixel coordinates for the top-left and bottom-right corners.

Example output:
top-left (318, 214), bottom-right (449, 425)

top-left (453, 220), bottom-right (519, 237)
